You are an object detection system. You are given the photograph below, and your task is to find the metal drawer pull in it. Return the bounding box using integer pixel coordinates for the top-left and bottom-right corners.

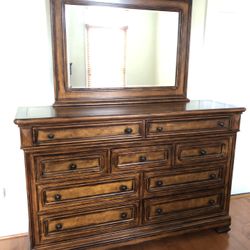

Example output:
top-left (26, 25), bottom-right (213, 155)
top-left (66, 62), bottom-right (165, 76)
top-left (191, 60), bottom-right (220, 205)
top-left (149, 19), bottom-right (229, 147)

top-left (139, 156), bottom-right (147, 162)
top-left (156, 127), bottom-right (163, 132)
top-left (217, 121), bottom-right (225, 128)
top-left (156, 180), bottom-right (163, 187)
top-left (47, 133), bottom-right (55, 139)
top-left (124, 128), bottom-right (133, 134)
top-left (120, 185), bottom-right (128, 192)
top-left (69, 163), bottom-right (77, 170)
top-left (200, 149), bottom-right (207, 156)
top-left (55, 223), bottom-right (63, 231)
top-left (209, 173), bottom-right (217, 179)
top-left (54, 194), bottom-right (62, 201)
top-left (156, 208), bottom-right (163, 215)
top-left (208, 199), bottom-right (216, 206)
top-left (120, 212), bottom-right (128, 219)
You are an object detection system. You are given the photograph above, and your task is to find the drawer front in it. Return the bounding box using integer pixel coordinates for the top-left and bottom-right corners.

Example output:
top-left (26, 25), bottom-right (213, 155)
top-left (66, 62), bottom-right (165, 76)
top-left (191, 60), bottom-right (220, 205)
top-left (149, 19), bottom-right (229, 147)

top-left (34, 121), bottom-right (143, 145)
top-left (144, 192), bottom-right (224, 224)
top-left (175, 139), bottom-right (229, 165)
top-left (147, 117), bottom-right (230, 136)
top-left (39, 202), bottom-right (139, 243)
top-left (144, 165), bottom-right (225, 197)
top-left (38, 174), bottom-right (140, 211)
top-left (111, 145), bottom-right (171, 172)
top-left (35, 150), bottom-right (108, 181)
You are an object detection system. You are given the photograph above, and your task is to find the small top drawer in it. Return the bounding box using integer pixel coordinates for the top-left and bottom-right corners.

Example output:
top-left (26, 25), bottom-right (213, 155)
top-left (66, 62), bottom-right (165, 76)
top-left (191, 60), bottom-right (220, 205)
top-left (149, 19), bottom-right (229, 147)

top-left (33, 121), bottom-right (143, 145)
top-left (146, 117), bottom-right (230, 137)
top-left (111, 145), bottom-right (171, 172)
top-left (35, 150), bottom-right (108, 181)
top-left (175, 138), bottom-right (230, 165)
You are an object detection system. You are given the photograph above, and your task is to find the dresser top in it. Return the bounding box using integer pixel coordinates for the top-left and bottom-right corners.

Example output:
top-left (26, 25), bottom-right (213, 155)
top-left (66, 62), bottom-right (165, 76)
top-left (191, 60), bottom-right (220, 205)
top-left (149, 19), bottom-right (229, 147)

top-left (15, 100), bottom-right (245, 126)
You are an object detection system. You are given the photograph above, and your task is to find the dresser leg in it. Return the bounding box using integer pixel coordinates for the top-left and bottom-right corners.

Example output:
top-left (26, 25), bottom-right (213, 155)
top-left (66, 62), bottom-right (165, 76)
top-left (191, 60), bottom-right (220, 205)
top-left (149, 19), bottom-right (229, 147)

top-left (215, 225), bottom-right (231, 233)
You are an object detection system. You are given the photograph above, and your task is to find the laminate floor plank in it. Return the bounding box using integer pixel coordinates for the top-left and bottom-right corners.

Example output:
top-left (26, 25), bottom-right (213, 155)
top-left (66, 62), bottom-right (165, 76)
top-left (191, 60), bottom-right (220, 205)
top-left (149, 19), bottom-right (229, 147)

top-left (1, 197), bottom-right (250, 250)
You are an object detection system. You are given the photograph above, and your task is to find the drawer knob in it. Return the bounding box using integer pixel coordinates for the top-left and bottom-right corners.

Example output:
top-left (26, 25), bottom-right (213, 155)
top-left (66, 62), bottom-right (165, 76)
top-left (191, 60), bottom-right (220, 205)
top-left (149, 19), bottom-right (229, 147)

top-left (47, 133), bottom-right (55, 139)
top-left (124, 128), bottom-right (133, 134)
top-left (139, 156), bottom-right (147, 162)
top-left (200, 149), bottom-right (207, 156)
top-left (156, 127), bottom-right (163, 132)
top-left (209, 173), bottom-right (217, 179)
top-left (120, 185), bottom-right (128, 192)
top-left (120, 212), bottom-right (128, 219)
top-left (69, 163), bottom-right (77, 170)
top-left (55, 223), bottom-right (63, 231)
top-left (54, 194), bottom-right (62, 201)
top-left (218, 121), bottom-right (225, 128)
top-left (156, 180), bottom-right (163, 187)
top-left (155, 208), bottom-right (163, 215)
top-left (208, 199), bottom-right (216, 206)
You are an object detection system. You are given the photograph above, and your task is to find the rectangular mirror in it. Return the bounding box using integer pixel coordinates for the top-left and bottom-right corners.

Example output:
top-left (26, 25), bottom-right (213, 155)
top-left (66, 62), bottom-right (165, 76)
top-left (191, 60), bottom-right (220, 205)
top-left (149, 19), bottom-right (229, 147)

top-left (65, 5), bottom-right (179, 88)
top-left (51, 0), bottom-right (192, 106)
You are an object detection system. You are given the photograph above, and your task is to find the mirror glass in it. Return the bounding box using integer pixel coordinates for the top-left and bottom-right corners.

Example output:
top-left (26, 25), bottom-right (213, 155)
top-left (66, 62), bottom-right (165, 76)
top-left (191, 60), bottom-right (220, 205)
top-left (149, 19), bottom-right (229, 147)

top-left (65, 4), bottom-right (179, 88)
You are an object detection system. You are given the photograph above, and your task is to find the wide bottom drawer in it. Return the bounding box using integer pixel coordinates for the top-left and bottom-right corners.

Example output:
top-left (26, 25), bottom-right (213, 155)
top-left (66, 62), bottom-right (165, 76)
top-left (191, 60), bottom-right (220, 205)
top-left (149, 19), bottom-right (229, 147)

top-left (143, 191), bottom-right (225, 224)
top-left (39, 202), bottom-right (139, 244)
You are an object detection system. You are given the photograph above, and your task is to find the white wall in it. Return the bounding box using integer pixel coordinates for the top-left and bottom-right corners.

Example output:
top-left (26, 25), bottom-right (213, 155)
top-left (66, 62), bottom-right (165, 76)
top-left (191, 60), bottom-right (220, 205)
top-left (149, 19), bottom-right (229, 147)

top-left (0, 0), bottom-right (54, 237)
top-left (126, 10), bottom-right (157, 86)
top-left (156, 12), bottom-right (179, 86)
top-left (0, 0), bottom-right (249, 237)
top-left (66, 5), bottom-right (87, 87)
top-left (188, 0), bottom-right (250, 194)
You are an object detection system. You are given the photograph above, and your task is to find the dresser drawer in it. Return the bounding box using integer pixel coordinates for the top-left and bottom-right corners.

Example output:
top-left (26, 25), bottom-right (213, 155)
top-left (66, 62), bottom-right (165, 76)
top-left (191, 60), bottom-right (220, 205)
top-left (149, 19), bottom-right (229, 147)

top-left (111, 145), bottom-right (171, 172)
top-left (35, 150), bottom-right (108, 181)
top-left (143, 191), bottom-right (224, 224)
top-left (175, 139), bottom-right (229, 165)
top-left (38, 174), bottom-right (140, 211)
top-left (144, 165), bottom-right (224, 198)
top-left (146, 117), bottom-right (230, 137)
top-left (33, 121), bottom-right (143, 145)
top-left (39, 202), bottom-right (139, 243)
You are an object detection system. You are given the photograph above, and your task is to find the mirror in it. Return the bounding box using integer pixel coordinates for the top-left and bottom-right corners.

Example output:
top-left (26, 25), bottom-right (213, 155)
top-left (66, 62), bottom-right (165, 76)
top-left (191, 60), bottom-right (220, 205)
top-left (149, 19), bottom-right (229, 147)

top-left (65, 5), bottom-right (179, 88)
top-left (51, 0), bottom-right (192, 106)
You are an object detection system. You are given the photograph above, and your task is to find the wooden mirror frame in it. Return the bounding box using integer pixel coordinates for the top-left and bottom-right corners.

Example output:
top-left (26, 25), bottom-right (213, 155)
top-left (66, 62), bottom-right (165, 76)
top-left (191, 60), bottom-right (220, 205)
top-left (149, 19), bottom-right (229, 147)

top-left (51, 0), bottom-right (192, 106)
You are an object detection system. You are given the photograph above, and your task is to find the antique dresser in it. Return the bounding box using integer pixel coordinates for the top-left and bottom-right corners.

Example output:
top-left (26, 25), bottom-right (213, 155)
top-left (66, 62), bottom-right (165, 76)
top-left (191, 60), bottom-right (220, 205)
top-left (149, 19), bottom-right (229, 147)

top-left (15, 0), bottom-right (245, 249)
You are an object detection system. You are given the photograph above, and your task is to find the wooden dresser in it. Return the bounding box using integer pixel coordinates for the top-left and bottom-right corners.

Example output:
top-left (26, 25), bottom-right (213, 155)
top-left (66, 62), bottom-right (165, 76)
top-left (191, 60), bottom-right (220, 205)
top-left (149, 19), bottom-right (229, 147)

top-left (15, 0), bottom-right (246, 249)
top-left (15, 101), bottom-right (245, 250)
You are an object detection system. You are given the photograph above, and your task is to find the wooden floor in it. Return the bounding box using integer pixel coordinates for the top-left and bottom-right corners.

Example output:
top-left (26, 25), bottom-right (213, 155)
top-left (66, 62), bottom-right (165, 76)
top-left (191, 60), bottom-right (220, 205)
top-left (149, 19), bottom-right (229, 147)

top-left (1, 195), bottom-right (250, 250)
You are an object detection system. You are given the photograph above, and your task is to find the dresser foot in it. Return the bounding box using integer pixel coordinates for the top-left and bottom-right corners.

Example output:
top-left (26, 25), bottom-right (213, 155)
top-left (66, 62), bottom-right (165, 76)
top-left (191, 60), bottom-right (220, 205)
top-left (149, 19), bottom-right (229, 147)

top-left (215, 225), bottom-right (231, 233)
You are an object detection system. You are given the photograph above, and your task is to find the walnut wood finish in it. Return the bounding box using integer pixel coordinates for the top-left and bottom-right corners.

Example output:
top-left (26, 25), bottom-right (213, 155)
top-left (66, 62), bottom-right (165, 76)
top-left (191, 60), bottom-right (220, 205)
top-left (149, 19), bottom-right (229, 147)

top-left (3, 196), bottom-right (250, 250)
top-left (15, 100), bottom-right (245, 250)
top-left (51, 0), bottom-right (192, 106)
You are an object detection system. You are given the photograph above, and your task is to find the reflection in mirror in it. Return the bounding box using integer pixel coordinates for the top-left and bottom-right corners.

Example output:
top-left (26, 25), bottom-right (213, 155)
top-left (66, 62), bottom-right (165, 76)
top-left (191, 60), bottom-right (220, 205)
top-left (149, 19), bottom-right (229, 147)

top-left (65, 5), bottom-right (179, 88)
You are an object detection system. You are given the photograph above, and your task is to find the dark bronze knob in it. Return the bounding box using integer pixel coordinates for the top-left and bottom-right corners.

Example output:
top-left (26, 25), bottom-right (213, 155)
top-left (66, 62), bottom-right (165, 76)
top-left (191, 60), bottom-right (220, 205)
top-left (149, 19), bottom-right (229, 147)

top-left (156, 127), bottom-right (163, 132)
top-left (55, 223), bottom-right (63, 231)
top-left (208, 199), bottom-right (216, 206)
top-left (156, 180), bottom-right (163, 187)
top-left (139, 156), bottom-right (147, 162)
top-left (54, 194), bottom-right (62, 201)
top-left (120, 185), bottom-right (128, 192)
top-left (47, 133), bottom-right (55, 139)
top-left (217, 121), bottom-right (225, 128)
top-left (69, 163), bottom-right (77, 170)
top-left (120, 212), bottom-right (128, 219)
top-left (124, 128), bottom-right (133, 134)
top-left (156, 208), bottom-right (163, 215)
top-left (209, 173), bottom-right (217, 179)
top-left (200, 149), bottom-right (207, 156)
